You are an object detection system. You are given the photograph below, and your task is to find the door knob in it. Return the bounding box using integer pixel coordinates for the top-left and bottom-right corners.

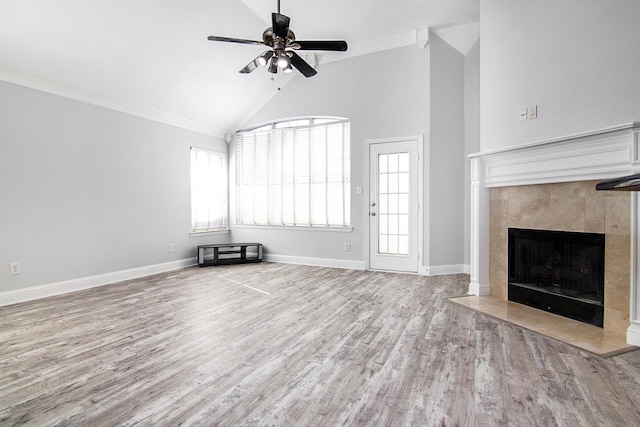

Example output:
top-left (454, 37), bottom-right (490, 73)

top-left (371, 202), bottom-right (376, 207)
top-left (371, 212), bottom-right (376, 216)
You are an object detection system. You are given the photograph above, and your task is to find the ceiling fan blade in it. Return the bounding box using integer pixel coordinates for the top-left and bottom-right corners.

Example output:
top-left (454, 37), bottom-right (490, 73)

top-left (272, 13), bottom-right (290, 39)
top-left (239, 59), bottom-right (260, 74)
top-left (239, 51), bottom-right (275, 74)
top-left (296, 40), bottom-right (348, 51)
top-left (290, 52), bottom-right (317, 78)
top-left (207, 35), bottom-right (266, 46)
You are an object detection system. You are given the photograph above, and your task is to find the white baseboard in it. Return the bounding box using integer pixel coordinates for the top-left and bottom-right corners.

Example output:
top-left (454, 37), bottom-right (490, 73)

top-left (467, 279), bottom-right (491, 296)
top-left (264, 254), bottom-right (365, 271)
top-left (0, 258), bottom-right (196, 307)
top-left (627, 322), bottom-right (640, 347)
top-left (421, 264), bottom-right (470, 276)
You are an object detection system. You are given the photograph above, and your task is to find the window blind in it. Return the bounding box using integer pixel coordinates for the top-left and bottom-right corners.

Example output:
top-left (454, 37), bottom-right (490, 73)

top-left (191, 147), bottom-right (228, 232)
top-left (236, 118), bottom-right (350, 228)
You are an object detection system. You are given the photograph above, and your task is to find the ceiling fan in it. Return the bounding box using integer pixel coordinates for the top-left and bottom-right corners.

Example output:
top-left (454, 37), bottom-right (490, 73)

top-left (207, 0), bottom-right (348, 78)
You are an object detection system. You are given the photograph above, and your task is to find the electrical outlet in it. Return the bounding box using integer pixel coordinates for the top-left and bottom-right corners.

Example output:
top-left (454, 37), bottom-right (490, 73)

top-left (344, 243), bottom-right (350, 252)
top-left (10, 262), bottom-right (20, 275)
top-left (168, 243), bottom-right (174, 253)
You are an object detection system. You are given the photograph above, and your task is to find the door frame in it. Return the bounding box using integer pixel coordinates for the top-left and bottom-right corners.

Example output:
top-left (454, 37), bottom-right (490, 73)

top-left (364, 135), bottom-right (426, 273)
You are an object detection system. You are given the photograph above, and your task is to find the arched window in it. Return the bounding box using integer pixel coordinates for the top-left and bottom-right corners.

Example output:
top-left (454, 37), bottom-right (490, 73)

top-left (235, 117), bottom-right (350, 228)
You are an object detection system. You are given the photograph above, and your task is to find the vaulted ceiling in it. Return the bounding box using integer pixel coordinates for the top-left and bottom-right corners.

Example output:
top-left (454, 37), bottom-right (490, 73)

top-left (0, 0), bottom-right (479, 138)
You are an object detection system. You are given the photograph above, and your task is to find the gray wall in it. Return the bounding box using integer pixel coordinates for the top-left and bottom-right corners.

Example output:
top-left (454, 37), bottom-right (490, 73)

top-left (231, 44), bottom-right (429, 266)
top-left (1, 35), bottom-right (472, 294)
top-left (481, 0), bottom-right (640, 151)
top-left (428, 33), bottom-right (466, 268)
top-left (464, 39), bottom-right (481, 266)
top-left (233, 40), bottom-right (468, 270)
top-left (0, 82), bottom-right (227, 292)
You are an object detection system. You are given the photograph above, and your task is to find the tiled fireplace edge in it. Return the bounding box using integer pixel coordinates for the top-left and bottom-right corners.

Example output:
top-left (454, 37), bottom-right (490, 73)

top-left (468, 122), bottom-right (640, 346)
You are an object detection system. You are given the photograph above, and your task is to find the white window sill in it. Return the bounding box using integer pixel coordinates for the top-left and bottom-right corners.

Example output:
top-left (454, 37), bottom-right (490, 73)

top-left (233, 224), bottom-right (352, 233)
top-left (190, 230), bottom-right (230, 237)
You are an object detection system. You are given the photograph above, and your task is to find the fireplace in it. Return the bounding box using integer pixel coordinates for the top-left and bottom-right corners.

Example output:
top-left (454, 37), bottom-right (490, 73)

top-left (470, 123), bottom-right (640, 344)
top-left (508, 228), bottom-right (605, 327)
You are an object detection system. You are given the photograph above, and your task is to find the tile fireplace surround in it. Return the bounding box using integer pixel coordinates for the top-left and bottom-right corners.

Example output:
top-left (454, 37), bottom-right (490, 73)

top-left (490, 181), bottom-right (629, 334)
top-left (468, 122), bottom-right (640, 346)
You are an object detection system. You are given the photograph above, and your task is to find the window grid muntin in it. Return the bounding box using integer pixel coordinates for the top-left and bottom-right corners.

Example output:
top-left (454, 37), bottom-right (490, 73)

top-left (377, 152), bottom-right (410, 255)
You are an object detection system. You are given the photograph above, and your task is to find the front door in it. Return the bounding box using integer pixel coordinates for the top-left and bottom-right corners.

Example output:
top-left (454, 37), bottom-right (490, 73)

top-left (368, 138), bottom-right (420, 272)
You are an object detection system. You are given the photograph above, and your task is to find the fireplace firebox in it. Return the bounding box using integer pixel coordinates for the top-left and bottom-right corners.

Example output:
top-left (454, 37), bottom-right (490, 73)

top-left (508, 228), bottom-right (605, 327)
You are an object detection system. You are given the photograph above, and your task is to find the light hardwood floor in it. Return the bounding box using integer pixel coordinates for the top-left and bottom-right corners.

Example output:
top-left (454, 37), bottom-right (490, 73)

top-left (1, 263), bottom-right (640, 426)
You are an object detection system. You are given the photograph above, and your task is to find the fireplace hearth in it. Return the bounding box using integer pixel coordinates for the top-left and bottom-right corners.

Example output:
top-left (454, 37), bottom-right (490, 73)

top-left (508, 228), bottom-right (605, 327)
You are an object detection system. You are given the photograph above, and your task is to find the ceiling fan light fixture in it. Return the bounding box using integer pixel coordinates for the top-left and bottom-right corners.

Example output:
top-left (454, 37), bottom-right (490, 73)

top-left (268, 57), bottom-right (279, 73)
top-left (277, 53), bottom-right (290, 69)
top-left (283, 63), bottom-right (293, 73)
top-left (257, 50), bottom-right (273, 67)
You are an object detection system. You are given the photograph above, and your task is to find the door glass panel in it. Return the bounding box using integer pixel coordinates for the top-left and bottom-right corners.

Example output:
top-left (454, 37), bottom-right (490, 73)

top-left (389, 214), bottom-right (398, 234)
top-left (389, 194), bottom-right (399, 214)
top-left (388, 153), bottom-right (398, 172)
top-left (379, 174), bottom-right (387, 193)
top-left (399, 194), bottom-right (409, 214)
top-left (379, 214), bottom-right (388, 234)
top-left (377, 151), bottom-right (410, 256)
top-left (379, 235), bottom-right (388, 253)
top-left (399, 215), bottom-right (409, 235)
top-left (399, 153), bottom-right (409, 171)
top-left (398, 236), bottom-right (409, 254)
top-left (388, 173), bottom-right (398, 193)
top-left (388, 235), bottom-right (398, 253)
top-left (379, 194), bottom-right (388, 214)
top-left (379, 154), bottom-right (388, 173)
top-left (399, 172), bottom-right (409, 193)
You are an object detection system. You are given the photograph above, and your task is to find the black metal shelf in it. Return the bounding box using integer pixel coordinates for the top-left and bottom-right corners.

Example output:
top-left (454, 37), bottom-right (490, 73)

top-left (198, 243), bottom-right (262, 266)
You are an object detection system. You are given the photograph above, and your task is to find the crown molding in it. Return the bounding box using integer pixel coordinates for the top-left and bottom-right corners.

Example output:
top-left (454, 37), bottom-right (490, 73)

top-left (0, 67), bottom-right (225, 138)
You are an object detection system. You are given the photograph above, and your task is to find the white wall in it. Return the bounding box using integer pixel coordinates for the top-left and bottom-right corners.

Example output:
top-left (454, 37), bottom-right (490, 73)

top-left (233, 40), bottom-right (468, 272)
top-left (481, 0), bottom-right (640, 152)
top-left (0, 82), bottom-right (227, 293)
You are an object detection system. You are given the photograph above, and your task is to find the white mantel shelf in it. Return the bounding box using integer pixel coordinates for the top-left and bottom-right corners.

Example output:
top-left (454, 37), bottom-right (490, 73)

top-left (468, 122), bottom-right (640, 346)
top-left (470, 122), bottom-right (640, 158)
top-left (470, 122), bottom-right (640, 188)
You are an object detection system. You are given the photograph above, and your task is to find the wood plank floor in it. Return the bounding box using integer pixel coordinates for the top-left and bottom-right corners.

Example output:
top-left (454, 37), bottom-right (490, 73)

top-left (1, 263), bottom-right (640, 426)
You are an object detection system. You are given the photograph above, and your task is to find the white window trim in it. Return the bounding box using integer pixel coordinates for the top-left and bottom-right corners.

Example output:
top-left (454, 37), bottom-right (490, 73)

top-left (234, 224), bottom-right (353, 233)
top-left (189, 230), bottom-right (230, 237)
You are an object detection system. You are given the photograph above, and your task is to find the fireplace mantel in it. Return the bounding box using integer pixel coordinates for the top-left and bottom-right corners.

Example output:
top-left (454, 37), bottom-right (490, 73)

top-left (468, 122), bottom-right (640, 346)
